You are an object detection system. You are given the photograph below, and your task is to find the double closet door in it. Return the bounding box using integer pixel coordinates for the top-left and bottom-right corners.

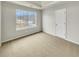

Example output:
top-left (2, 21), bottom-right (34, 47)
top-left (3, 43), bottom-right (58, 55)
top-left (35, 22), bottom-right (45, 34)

top-left (55, 8), bottom-right (66, 38)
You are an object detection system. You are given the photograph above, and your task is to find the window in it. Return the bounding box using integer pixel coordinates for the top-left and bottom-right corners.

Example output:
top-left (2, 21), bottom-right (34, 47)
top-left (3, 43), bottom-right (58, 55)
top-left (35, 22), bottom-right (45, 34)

top-left (16, 9), bottom-right (37, 30)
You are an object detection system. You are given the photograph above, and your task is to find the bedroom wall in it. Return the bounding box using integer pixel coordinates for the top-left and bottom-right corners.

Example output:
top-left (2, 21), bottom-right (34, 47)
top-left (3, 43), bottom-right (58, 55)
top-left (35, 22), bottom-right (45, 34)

top-left (43, 2), bottom-right (79, 45)
top-left (42, 8), bottom-right (55, 35)
top-left (1, 2), bottom-right (42, 42)
top-left (0, 1), bottom-right (1, 46)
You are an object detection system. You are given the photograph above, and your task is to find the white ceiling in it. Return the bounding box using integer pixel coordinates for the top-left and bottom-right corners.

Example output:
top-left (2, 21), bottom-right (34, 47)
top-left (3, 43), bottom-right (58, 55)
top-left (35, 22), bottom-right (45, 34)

top-left (27, 1), bottom-right (58, 8)
top-left (28, 1), bottom-right (53, 6)
top-left (9, 1), bottom-right (60, 10)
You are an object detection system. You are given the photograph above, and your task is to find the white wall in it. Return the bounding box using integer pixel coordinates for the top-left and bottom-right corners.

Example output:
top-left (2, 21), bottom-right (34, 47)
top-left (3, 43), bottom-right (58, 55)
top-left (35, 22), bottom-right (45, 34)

top-left (1, 2), bottom-right (42, 42)
top-left (43, 8), bottom-right (55, 35)
top-left (67, 5), bottom-right (79, 44)
top-left (43, 2), bottom-right (79, 45)
top-left (0, 1), bottom-right (1, 46)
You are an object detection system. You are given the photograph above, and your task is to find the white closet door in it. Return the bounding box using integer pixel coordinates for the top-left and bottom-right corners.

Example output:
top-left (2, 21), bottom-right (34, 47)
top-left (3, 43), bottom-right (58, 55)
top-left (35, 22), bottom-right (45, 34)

top-left (55, 8), bottom-right (66, 38)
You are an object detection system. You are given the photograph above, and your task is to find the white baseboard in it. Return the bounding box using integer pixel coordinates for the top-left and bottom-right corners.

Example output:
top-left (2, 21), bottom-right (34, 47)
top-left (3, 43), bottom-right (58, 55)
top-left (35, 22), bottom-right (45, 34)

top-left (2, 31), bottom-right (42, 43)
top-left (65, 39), bottom-right (79, 45)
top-left (44, 32), bottom-right (79, 45)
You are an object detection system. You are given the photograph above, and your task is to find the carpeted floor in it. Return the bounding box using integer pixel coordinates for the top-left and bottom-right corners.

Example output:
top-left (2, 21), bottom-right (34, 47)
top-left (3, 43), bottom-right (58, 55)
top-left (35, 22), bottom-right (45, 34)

top-left (0, 32), bottom-right (79, 57)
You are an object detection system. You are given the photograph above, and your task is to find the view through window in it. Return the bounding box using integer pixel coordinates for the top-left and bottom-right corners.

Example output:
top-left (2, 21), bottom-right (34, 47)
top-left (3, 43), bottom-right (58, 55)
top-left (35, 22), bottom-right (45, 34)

top-left (16, 9), bottom-right (37, 30)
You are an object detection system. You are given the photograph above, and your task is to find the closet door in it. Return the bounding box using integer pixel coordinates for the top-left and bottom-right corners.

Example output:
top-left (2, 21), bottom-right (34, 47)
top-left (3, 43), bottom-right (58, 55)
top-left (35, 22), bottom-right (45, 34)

top-left (55, 8), bottom-right (66, 38)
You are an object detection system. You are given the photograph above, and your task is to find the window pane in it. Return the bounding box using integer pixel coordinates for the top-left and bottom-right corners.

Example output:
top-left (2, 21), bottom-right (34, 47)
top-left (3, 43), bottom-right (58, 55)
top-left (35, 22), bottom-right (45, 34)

top-left (16, 9), bottom-right (21, 29)
top-left (16, 9), bottom-right (37, 30)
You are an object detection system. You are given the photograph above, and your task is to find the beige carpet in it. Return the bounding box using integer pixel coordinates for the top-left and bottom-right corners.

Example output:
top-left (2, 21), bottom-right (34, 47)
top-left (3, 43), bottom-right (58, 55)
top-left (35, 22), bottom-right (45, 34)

top-left (0, 32), bottom-right (79, 57)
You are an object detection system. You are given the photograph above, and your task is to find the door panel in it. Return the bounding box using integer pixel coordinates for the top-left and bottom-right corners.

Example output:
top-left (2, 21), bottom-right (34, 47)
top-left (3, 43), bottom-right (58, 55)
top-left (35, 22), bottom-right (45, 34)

top-left (55, 8), bottom-right (66, 38)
